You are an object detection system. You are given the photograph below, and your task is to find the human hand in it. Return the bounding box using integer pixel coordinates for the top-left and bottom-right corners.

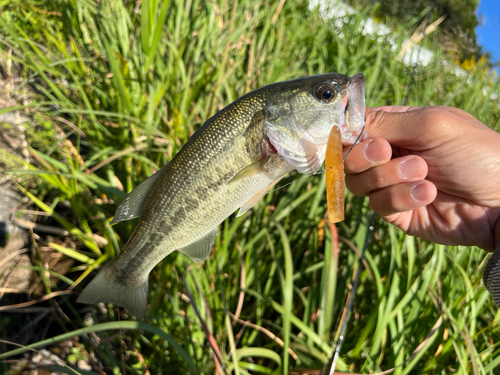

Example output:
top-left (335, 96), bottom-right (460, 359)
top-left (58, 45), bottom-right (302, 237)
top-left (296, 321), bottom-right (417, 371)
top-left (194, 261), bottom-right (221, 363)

top-left (343, 106), bottom-right (500, 252)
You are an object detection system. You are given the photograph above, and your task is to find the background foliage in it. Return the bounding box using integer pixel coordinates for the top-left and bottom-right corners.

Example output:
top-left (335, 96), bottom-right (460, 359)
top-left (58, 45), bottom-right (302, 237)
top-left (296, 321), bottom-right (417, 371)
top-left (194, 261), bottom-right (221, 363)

top-left (0, 0), bottom-right (500, 374)
top-left (344, 0), bottom-right (484, 62)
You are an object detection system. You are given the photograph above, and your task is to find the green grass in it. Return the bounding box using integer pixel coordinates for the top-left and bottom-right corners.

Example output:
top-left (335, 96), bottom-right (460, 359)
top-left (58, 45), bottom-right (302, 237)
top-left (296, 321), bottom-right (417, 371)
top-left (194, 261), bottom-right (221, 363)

top-left (1, 0), bottom-right (500, 374)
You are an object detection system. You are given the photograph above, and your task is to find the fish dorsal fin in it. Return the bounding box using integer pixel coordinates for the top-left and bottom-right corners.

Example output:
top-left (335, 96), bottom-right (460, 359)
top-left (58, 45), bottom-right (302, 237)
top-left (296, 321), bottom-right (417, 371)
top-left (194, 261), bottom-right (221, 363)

top-left (229, 156), bottom-right (269, 184)
top-left (236, 177), bottom-right (282, 217)
top-left (178, 228), bottom-right (218, 262)
top-left (111, 171), bottom-right (162, 224)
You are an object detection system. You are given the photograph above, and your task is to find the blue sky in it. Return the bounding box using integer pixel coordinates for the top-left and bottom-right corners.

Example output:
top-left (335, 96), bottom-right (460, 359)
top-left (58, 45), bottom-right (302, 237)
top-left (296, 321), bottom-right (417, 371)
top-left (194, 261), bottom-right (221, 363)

top-left (476, 0), bottom-right (500, 63)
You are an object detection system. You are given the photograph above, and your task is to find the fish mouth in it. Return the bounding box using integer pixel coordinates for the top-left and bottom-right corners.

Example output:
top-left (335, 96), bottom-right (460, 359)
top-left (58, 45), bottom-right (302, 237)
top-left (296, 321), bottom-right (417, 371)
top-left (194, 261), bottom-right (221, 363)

top-left (340, 73), bottom-right (366, 145)
top-left (262, 73), bottom-right (367, 175)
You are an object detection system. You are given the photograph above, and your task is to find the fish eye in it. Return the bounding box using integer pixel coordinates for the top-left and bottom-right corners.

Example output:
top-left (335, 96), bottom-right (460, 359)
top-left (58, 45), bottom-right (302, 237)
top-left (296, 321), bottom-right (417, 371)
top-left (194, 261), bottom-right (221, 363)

top-left (315, 85), bottom-right (336, 102)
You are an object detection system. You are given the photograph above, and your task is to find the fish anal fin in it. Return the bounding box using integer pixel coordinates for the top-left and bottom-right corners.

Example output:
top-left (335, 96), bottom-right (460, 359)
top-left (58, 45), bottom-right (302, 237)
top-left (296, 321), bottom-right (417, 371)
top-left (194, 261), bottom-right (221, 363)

top-left (236, 177), bottom-right (282, 217)
top-left (229, 156), bottom-right (269, 184)
top-left (178, 228), bottom-right (217, 262)
top-left (111, 170), bottom-right (162, 224)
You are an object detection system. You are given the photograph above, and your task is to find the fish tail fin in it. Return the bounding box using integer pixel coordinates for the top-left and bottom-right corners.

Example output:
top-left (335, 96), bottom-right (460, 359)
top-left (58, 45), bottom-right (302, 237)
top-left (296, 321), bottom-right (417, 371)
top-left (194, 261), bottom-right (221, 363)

top-left (77, 262), bottom-right (148, 319)
top-left (483, 247), bottom-right (500, 307)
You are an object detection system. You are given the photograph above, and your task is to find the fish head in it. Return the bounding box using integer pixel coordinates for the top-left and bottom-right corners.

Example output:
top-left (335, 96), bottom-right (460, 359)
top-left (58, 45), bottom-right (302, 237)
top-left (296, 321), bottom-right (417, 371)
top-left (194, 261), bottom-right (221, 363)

top-left (264, 73), bottom-right (366, 174)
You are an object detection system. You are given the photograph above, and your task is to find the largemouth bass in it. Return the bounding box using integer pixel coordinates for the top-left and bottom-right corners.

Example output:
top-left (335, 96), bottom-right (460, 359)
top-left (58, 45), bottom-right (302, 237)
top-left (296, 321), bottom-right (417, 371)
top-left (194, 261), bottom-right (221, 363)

top-left (77, 73), bottom-right (366, 318)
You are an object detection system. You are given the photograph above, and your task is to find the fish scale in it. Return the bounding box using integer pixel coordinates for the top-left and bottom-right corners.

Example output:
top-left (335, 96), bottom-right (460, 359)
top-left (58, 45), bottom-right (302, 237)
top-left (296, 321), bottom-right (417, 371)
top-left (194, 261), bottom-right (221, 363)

top-left (77, 73), bottom-right (366, 318)
top-left (113, 101), bottom-right (276, 281)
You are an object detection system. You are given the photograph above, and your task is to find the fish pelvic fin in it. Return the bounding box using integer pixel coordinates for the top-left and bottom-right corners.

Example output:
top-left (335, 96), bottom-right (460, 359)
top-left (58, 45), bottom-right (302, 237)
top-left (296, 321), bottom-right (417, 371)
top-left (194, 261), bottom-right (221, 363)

top-left (236, 177), bottom-right (283, 217)
top-left (111, 170), bottom-right (162, 224)
top-left (484, 247), bottom-right (500, 307)
top-left (77, 262), bottom-right (149, 319)
top-left (178, 228), bottom-right (217, 262)
top-left (236, 187), bottom-right (268, 217)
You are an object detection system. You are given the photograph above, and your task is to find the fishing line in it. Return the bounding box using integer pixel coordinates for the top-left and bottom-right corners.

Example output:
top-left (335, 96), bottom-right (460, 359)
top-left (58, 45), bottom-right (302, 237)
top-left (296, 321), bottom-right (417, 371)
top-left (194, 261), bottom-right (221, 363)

top-left (342, 125), bottom-right (365, 161)
top-left (323, 0), bottom-right (434, 372)
top-left (182, 271), bottom-right (228, 375)
top-left (267, 125), bottom-right (366, 196)
top-left (323, 212), bottom-right (376, 375)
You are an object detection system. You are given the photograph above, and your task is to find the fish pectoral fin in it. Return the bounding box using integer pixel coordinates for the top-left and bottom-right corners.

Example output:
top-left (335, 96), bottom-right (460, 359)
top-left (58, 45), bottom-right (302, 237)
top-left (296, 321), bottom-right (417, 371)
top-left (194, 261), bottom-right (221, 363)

top-left (111, 170), bottom-right (162, 224)
top-left (236, 177), bottom-right (282, 217)
top-left (178, 228), bottom-right (218, 262)
top-left (229, 156), bottom-right (269, 184)
top-left (483, 246), bottom-right (500, 307)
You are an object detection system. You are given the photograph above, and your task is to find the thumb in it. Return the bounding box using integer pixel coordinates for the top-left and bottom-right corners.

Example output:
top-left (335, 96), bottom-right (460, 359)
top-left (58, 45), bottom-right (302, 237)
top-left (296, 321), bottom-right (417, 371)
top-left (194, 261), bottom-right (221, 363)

top-left (365, 106), bottom-right (454, 149)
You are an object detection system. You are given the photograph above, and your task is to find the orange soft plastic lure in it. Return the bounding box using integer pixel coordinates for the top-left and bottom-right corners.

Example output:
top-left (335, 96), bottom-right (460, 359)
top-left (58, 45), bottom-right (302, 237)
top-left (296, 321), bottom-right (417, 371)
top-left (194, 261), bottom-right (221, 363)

top-left (325, 125), bottom-right (344, 223)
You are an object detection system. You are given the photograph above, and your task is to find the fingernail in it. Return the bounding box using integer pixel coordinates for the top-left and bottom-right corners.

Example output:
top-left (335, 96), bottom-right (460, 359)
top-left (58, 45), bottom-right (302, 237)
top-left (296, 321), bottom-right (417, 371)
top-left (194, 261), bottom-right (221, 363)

top-left (410, 183), bottom-right (428, 202)
top-left (363, 141), bottom-right (384, 163)
top-left (398, 158), bottom-right (421, 179)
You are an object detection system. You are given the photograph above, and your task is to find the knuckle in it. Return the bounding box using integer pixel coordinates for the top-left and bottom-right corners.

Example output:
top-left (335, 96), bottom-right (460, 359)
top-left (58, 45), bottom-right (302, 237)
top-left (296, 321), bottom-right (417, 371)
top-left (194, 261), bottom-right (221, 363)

top-left (366, 109), bottom-right (385, 130)
top-left (344, 140), bottom-right (371, 173)
top-left (422, 107), bottom-right (461, 132)
top-left (369, 186), bottom-right (404, 215)
top-left (343, 154), bottom-right (359, 173)
top-left (345, 175), bottom-right (367, 196)
top-left (367, 169), bottom-right (387, 188)
top-left (387, 191), bottom-right (401, 211)
top-left (368, 192), bottom-right (387, 214)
